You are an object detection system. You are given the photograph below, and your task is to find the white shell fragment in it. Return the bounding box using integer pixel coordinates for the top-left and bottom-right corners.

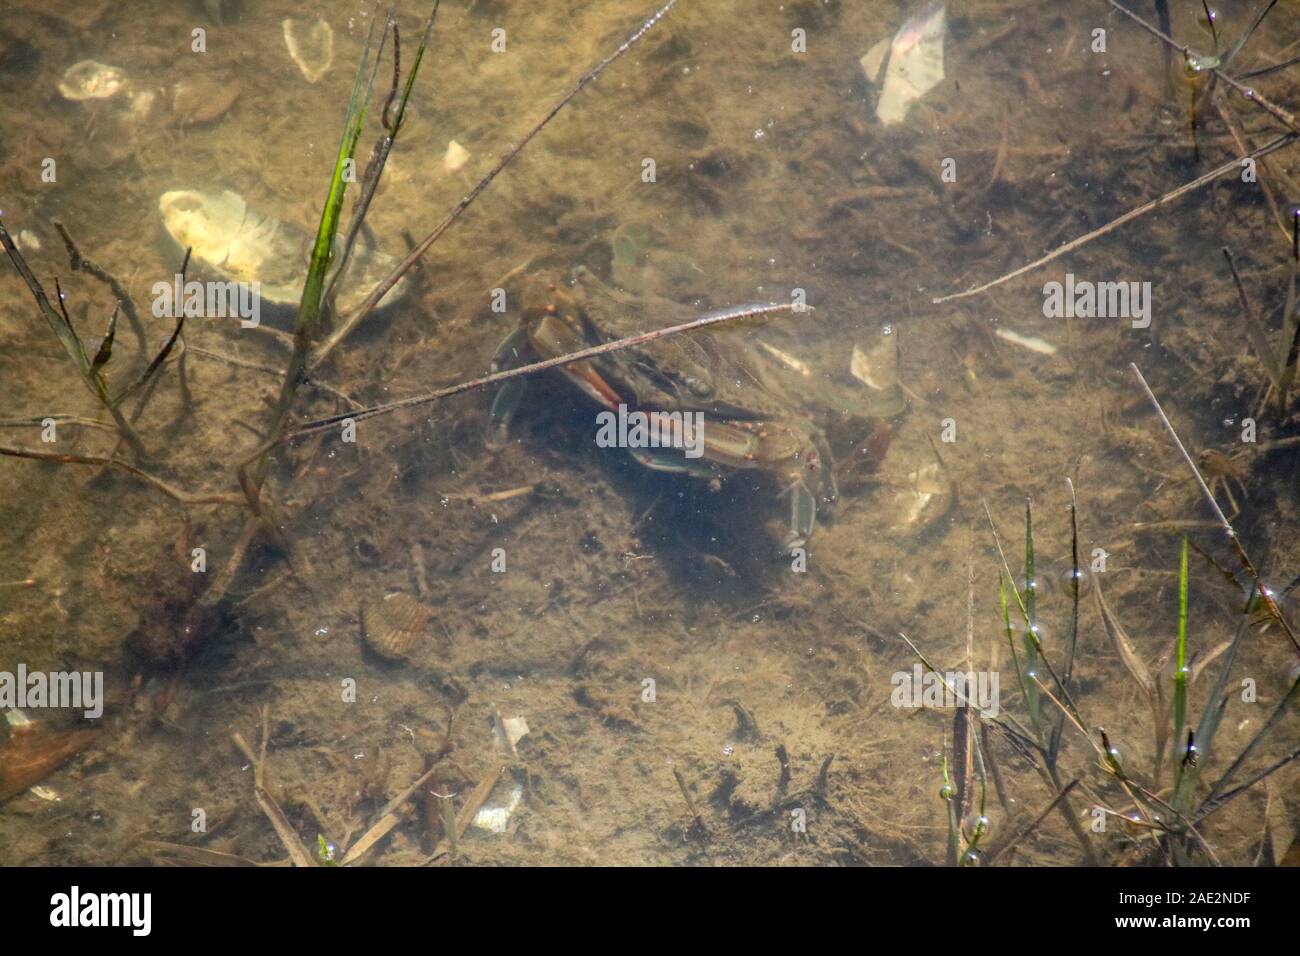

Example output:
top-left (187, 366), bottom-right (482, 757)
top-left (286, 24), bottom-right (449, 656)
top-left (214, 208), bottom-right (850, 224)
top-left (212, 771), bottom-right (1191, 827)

top-left (443, 140), bottom-right (470, 173)
top-left (283, 17), bottom-right (334, 84)
top-left (157, 188), bottom-right (409, 315)
top-left (862, 0), bottom-right (946, 126)
top-left (492, 707), bottom-right (530, 755)
top-left (994, 327), bottom-right (1058, 356)
top-left (471, 781), bottom-right (524, 833)
top-left (757, 341), bottom-right (811, 376)
top-left (850, 332), bottom-right (899, 392)
top-left (58, 60), bottom-right (128, 101)
top-left (890, 462), bottom-right (952, 530)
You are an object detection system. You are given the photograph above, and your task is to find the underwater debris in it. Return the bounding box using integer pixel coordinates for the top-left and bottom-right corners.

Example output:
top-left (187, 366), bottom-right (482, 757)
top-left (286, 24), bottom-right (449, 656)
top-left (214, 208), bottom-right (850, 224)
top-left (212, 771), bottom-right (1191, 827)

top-left (0, 712), bottom-right (97, 805)
top-left (860, 0), bottom-right (946, 126)
top-left (360, 591), bottom-right (431, 661)
top-left (994, 327), bottom-right (1058, 356)
top-left (757, 341), bottom-right (811, 376)
top-left (492, 707), bottom-right (530, 756)
top-left (443, 139), bottom-right (470, 173)
top-left (850, 327), bottom-right (907, 417)
top-left (888, 461), bottom-right (952, 530)
top-left (170, 76), bottom-right (240, 127)
top-left (470, 778), bottom-right (524, 833)
top-left (282, 17), bottom-right (334, 84)
top-left (57, 59), bottom-right (127, 102)
top-left (157, 188), bottom-right (409, 318)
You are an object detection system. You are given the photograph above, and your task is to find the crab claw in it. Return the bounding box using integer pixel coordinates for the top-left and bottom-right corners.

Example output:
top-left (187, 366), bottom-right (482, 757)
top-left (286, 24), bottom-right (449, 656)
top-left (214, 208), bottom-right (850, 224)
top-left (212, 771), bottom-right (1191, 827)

top-left (780, 479), bottom-right (818, 556)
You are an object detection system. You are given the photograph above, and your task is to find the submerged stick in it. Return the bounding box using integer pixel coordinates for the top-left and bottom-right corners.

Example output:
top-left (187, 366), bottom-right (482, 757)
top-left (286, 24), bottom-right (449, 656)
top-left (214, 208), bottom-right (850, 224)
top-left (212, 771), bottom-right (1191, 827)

top-left (0, 443), bottom-right (242, 505)
top-left (933, 132), bottom-right (1300, 304)
top-left (1130, 363), bottom-right (1299, 654)
top-left (286, 300), bottom-right (800, 441)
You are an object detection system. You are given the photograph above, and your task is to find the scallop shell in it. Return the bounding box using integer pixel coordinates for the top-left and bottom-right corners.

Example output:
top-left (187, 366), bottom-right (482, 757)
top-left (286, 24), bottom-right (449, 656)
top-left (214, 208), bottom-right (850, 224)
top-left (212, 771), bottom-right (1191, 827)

top-left (361, 592), bottom-right (430, 660)
top-left (58, 60), bottom-right (127, 101)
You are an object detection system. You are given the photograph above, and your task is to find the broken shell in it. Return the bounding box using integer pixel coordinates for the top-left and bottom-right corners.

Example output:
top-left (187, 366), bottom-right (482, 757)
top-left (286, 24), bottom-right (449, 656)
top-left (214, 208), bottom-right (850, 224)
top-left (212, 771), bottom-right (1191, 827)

top-left (471, 779), bottom-right (524, 833)
top-left (492, 707), bottom-right (530, 756)
top-left (58, 60), bottom-right (127, 101)
top-left (361, 592), bottom-right (430, 660)
top-left (851, 328), bottom-right (908, 418)
top-left (889, 461), bottom-right (953, 531)
top-left (282, 17), bottom-right (334, 84)
top-left (125, 88), bottom-right (162, 123)
top-left (443, 139), bottom-right (470, 173)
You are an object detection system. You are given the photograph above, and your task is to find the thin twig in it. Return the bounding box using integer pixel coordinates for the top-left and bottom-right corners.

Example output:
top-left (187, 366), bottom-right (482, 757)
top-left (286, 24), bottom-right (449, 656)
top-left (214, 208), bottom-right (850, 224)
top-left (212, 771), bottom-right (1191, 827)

top-left (0, 443), bottom-right (242, 505)
top-left (1130, 363), bottom-right (1299, 654)
top-left (933, 132), bottom-right (1300, 304)
top-left (280, 300), bottom-right (797, 445)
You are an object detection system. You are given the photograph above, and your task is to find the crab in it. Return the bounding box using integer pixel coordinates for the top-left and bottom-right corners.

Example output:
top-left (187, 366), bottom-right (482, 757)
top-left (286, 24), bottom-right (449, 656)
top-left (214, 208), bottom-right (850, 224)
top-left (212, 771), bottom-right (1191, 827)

top-left (487, 268), bottom-right (856, 554)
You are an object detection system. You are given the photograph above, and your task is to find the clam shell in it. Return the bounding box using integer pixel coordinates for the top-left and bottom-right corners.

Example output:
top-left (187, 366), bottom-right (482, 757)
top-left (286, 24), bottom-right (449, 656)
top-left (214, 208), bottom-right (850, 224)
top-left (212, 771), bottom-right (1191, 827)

top-left (157, 188), bottom-right (409, 317)
top-left (282, 17), bottom-right (334, 84)
top-left (171, 77), bottom-right (240, 127)
top-left (361, 592), bottom-right (430, 660)
top-left (58, 60), bottom-right (127, 101)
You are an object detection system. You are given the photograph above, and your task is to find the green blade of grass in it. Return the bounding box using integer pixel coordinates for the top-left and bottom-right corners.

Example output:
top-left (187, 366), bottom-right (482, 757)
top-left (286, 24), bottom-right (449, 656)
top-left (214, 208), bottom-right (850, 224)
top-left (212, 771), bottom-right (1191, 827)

top-left (1000, 572), bottom-right (1040, 740)
top-left (1049, 483), bottom-right (1083, 762)
top-left (293, 19), bottom-right (385, 346)
top-left (1172, 537), bottom-right (1190, 786)
top-left (1173, 593), bottom-right (1253, 814)
top-left (257, 8), bottom-right (388, 488)
top-left (1023, 501), bottom-right (1041, 729)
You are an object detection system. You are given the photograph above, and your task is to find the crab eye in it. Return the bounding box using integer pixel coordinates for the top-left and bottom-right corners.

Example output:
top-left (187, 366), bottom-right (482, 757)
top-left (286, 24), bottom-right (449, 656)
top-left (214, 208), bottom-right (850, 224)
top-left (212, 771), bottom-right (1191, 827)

top-left (686, 377), bottom-right (714, 398)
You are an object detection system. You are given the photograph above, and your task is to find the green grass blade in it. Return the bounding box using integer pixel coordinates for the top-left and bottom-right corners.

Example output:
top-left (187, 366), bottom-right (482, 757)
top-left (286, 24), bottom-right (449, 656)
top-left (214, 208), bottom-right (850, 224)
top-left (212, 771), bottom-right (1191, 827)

top-left (294, 20), bottom-right (384, 346)
top-left (1172, 537), bottom-right (1189, 785)
top-left (1173, 598), bottom-right (1252, 814)
top-left (1050, 485), bottom-right (1082, 761)
top-left (1023, 501), bottom-right (1040, 728)
top-left (1000, 572), bottom-right (1039, 740)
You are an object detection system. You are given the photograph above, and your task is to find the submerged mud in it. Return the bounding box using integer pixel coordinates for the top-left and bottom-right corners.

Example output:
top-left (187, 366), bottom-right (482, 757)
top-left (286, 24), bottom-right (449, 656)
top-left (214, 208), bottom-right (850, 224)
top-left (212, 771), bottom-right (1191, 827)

top-left (0, 0), bottom-right (1297, 866)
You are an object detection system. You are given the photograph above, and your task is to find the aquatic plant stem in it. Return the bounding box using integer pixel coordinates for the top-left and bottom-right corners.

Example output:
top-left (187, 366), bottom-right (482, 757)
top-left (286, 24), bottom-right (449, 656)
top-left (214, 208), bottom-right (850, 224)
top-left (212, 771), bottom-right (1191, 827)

top-left (51, 220), bottom-right (148, 357)
top-left (0, 444), bottom-right (242, 505)
top-left (308, 0), bottom-right (680, 372)
top-left (0, 221), bottom-right (147, 458)
top-left (1107, 0), bottom-right (1299, 134)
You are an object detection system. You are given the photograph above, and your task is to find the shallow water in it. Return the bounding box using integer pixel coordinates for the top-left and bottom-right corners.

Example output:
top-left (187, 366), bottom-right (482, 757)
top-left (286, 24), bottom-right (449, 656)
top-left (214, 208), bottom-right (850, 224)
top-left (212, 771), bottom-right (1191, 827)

top-left (0, 0), bottom-right (1297, 866)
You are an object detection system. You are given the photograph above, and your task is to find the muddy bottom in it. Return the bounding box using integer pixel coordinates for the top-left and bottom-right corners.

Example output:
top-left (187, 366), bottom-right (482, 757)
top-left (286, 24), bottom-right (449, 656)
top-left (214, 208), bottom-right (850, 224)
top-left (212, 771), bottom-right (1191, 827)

top-left (1, 0), bottom-right (1298, 867)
